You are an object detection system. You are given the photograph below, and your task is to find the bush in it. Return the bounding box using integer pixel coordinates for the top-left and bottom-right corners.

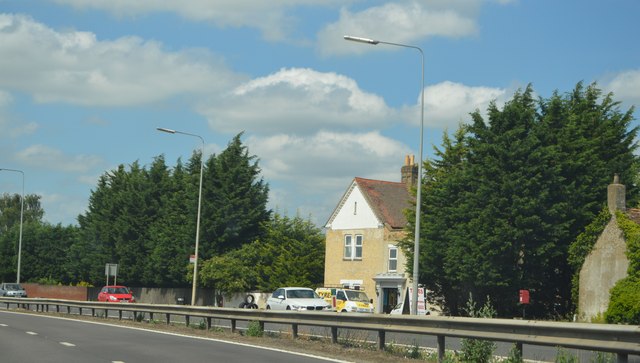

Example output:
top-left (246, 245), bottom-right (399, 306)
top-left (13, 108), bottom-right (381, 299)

top-left (245, 320), bottom-right (263, 337)
top-left (460, 294), bottom-right (497, 363)
top-left (555, 347), bottom-right (578, 363)
top-left (605, 276), bottom-right (640, 324)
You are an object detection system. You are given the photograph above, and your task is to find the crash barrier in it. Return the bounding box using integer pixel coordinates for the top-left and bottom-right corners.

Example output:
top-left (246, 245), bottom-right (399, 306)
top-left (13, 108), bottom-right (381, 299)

top-left (1, 297), bottom-right (638, 363)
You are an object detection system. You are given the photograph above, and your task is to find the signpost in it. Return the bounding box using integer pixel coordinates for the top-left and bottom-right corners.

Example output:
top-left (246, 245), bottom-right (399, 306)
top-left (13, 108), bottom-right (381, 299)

top-left (105, 263), bottom-right (118, 286)
top-left (408, 287), bottom-right (428, 315)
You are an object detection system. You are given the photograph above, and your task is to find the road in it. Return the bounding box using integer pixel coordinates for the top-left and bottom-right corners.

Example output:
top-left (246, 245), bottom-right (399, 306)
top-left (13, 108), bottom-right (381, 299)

top-left (0, 311), bottom-right (345, 363)
top-left (3, 306), bottom-right (638, 363)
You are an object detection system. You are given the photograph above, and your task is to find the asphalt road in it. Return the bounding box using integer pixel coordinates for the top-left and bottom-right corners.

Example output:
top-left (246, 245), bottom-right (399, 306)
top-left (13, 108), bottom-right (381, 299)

top-left (0, 311), bottom-right (345, 363)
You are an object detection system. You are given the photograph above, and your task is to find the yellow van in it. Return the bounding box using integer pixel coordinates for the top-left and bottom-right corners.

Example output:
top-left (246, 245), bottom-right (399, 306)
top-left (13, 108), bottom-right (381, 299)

top-left (316, 287), bottom-right (374, 313)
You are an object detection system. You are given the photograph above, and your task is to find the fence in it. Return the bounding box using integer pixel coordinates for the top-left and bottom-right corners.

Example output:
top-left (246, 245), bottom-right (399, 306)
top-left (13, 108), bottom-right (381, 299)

top-left (1, 297), bottom-right (638, 363)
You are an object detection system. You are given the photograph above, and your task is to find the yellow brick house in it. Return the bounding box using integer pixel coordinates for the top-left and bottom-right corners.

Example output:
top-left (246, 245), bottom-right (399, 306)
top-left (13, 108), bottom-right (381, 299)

top-left (324, 156), bottom-right (417, 313)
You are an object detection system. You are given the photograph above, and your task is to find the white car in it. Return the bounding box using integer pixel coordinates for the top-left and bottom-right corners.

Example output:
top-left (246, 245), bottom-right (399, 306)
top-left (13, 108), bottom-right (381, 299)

top-left (0, 283), bottom-right (27, 298)
top-left (266, 287), bottom-right (332, 311)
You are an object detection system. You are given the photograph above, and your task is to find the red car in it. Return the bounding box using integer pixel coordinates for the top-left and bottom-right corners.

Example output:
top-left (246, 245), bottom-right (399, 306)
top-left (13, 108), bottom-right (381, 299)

top-left (97, 285), bottom-right (135, 303)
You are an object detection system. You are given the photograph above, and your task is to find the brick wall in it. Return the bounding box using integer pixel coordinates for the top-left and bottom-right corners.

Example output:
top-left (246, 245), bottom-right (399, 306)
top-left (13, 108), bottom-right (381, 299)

top-left (22, 283), bottom-right (88, 301)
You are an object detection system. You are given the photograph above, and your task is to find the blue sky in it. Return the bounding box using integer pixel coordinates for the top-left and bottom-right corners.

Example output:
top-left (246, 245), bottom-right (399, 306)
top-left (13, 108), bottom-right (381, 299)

top-left (1, 0), bottom-right (639, 227)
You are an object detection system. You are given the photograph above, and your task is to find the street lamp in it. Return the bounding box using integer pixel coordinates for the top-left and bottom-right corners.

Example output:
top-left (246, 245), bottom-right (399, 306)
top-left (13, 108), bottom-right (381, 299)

top-left (344, 35), bottom-right (425, 315)
top-left (157, 127), bottom-right (204, 306)
top-left (0, 168), bottom-right (25, 284)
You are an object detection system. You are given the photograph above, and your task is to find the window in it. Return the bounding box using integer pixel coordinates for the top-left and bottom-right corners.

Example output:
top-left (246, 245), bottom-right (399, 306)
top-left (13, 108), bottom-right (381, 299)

top-left (344, 235), bottom-right (352, 259)
top-left (355, 235), bottom-right (363, 259)
top-left (343, 234), bottom-right (363, 260)
top-left (388, 247), bottom-right (398, 272)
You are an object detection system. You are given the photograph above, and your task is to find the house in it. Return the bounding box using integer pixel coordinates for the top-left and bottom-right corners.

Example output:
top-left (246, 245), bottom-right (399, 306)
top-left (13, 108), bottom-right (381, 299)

top-left (578, 174), bottom-right (632, 320)
top-left (324, 155), bottom-right (417, 313)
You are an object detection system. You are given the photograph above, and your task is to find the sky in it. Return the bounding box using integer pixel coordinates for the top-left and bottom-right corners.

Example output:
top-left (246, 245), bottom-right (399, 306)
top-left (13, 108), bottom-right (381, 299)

top-left (0, 0), bottom-right (639, 228)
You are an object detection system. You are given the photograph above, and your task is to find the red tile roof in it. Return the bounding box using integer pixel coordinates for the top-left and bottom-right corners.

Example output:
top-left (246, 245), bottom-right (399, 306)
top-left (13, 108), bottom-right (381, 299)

top-left (355, 177), bottom-right (413, 229)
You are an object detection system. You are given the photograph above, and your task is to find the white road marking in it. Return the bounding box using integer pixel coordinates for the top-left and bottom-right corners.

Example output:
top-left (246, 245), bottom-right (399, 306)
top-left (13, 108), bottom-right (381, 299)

top-left (26, 331), bottom-right (38, 335)
top-left (0, 323), bottom-right (7, 327)
top-left (60, 342), bottom-right (76, 347)
top-left (1, 311), bottom-right (349, 363)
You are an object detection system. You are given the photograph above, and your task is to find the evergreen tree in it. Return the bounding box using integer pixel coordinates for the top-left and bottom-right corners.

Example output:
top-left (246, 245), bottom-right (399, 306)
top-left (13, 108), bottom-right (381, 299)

top-left (200, 133), bottom-right (271, 257)
top-left (0, 193), bottom-right (45, 282)
top-left (144, 156), bottom-right (193, 286)
top-left (407, 83), bottom-right (639, 317)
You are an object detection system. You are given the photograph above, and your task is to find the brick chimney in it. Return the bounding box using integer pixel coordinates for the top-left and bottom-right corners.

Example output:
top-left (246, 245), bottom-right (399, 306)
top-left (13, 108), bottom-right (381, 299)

top-left (607, 174), bottom-right (626, 213)
top-left (401, 154), bottom-right (418, 188)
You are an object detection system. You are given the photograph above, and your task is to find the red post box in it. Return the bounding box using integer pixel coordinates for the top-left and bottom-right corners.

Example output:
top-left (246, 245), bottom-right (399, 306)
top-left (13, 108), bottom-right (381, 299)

top-left (519, 289), bottom-right (530, 304)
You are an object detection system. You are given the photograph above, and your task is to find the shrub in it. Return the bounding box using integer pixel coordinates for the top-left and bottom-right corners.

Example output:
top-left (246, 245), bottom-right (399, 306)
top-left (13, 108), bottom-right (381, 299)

top-left (246, 320), bottom-right (263, 337)
top-left (605, 276), bottom-right (640, 324)
top-left (460, 294), bottom-right (497, 363)
top-left (555, 347), bottom-right (578, 363)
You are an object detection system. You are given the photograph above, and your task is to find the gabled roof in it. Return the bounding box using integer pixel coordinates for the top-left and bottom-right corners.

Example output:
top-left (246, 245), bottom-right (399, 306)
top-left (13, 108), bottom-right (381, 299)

top-left (326, 177), bottom-right (413, 230)
top-left (355, 177), bottom-right (412, 229)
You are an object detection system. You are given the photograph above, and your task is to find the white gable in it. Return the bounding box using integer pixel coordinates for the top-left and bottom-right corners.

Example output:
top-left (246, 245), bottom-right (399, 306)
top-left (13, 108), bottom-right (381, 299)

top-left (328, 183), bottom-right (381, 230)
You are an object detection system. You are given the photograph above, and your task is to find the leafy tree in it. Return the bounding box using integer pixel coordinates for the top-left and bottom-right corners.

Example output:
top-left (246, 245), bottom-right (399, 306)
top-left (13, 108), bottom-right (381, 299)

top-left (0, 193), bottom-right (45, 232)
top-left (199, 213), bottom-right (325, 293)
top-left (604, 210), bottom-right (640, 324)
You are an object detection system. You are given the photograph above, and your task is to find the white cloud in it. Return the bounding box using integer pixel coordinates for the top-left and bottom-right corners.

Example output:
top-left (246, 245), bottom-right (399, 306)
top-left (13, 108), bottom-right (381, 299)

top-left (601, 69), bottom-right (640, 108)
top-left (0, 14), bottom-right (240, 106)
top-left (202, 67), bottom-right (393, 135)
top-left (418, 81), bottom-right (506, 128)
top-left (51, 0), bottom-right (346, 42)
top-left (248, 130), bottom-right (410, 180)
top-left (38, 191), bottom-right (87, 225)
top-left (318, 1), bottom-right (479, 56)
top-left (15, 145), bottom-right (105, 173)
top-left (246, 130), bottom-right (412, 224)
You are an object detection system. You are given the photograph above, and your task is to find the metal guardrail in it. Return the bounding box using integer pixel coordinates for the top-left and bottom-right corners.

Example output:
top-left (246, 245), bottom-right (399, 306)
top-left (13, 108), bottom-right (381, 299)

top-left (1, 297), bottom-right (638, 363)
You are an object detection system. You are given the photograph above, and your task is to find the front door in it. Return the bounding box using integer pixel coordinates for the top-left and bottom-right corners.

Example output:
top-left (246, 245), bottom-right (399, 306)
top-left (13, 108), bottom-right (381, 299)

top-left (382, 288), bottom-right (399, 314)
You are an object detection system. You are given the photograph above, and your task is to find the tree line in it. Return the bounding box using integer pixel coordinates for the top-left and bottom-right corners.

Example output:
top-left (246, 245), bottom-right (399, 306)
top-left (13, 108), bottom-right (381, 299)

top-left (1, 82), bottom-right (637, 320)
top-left (0, 133), bottom-right (325, 291)
top-left (401, 82), bottom-right (639, 318)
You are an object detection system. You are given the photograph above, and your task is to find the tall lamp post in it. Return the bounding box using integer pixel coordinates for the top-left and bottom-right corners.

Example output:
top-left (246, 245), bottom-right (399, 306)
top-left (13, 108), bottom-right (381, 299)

top-left (0, 168), bottom-right (25, 284)
top-left (157, 128), bottom-right (204, 306)
top-left (344, 35), bottom-right (425, 315)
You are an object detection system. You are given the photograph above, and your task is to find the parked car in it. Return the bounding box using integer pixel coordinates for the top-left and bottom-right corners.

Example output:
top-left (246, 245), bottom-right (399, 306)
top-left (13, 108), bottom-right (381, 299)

top-left (266, 287), bottom-right (331, 311)
top-left (316, 287), bottom-right (374, 313)
top-left (97, 285), bottom-right (135, 303)
top-left (0, 283), bottom-right (27, 298)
